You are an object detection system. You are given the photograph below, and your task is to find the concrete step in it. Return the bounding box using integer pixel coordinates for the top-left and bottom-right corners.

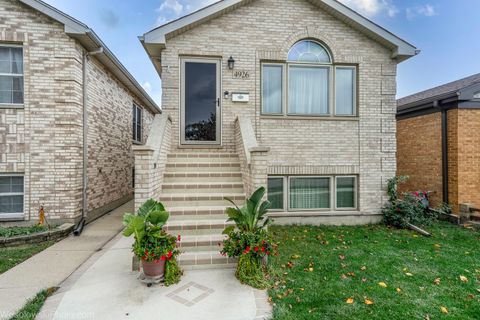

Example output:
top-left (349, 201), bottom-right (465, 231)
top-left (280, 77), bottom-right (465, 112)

top-left (178, 234), bottom-right (227, 252)
top-left (165, 162), bottom-right (241, 173)
top-left (168, 206), bottom-right (228, 221)
top-left (168, 153), bottom-right (239, 163)
top-left (165, 219), bottom-right (234, 236)
top-left (470, 213), bottom-right (480, 222)
top-left (178, 250), bottom-right (237, 269)
top-left (160, 194), bottom-right (245, 208)
top-left (162, 182), bottom-right (244, 194)
top-left (163, 172), bottom-right (243, 183)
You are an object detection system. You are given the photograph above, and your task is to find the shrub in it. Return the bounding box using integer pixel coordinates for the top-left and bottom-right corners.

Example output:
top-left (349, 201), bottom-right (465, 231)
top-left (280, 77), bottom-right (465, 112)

top-left (221, 187), bottom-right (277, 289)
top-left (382, 176), bottom-right (439, 228)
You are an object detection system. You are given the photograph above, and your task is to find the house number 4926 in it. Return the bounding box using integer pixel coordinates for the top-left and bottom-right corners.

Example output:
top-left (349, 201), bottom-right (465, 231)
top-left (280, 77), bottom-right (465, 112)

top-left (233, 70), bottom-right (250, 79)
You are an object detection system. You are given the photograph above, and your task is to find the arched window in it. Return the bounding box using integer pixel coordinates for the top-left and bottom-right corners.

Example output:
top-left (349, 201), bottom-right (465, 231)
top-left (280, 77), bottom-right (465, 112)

top-left (287, 40), bottom-right (331, 63)
top-left (262, 39), bottom-right (356, 117)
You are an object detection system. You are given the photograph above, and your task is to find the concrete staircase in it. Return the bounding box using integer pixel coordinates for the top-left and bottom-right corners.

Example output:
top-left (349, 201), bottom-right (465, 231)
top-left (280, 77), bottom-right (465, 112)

top-left (161, 151), bottom-right (245, 269)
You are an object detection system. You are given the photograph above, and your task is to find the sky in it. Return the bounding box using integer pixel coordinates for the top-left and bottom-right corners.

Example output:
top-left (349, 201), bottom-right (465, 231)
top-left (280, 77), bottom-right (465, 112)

top-left (42, 0), bottom-right (480, 105)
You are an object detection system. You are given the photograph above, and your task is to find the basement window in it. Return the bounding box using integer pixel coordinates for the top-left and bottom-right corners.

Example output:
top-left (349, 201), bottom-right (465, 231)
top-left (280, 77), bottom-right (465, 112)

top-left (267, 175), bottom-right (357, 211)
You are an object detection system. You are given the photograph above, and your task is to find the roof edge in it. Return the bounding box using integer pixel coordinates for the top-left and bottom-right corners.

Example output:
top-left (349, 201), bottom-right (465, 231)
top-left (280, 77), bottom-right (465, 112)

top-left (142, 0), bottom-right (417, 62)
top-left (19, 0), bottom-right (161, 114)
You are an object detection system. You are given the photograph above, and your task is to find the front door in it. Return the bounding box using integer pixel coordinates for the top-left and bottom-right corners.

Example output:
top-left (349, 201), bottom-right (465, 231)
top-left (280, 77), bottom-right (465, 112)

top-left (181, 58), bottom-right (221, 145)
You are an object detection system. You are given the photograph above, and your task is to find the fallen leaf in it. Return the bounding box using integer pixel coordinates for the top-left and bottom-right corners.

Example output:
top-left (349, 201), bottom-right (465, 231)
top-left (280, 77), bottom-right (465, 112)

top-left (467, 294), bottom-right (474, 300)
top-left (287, 261), bottom-right (294, 268)
top-left (339, 254), bottom-right (346, 260)
top-left (440, 306), bottom-right (448, 314)
top-left (308, 267), bottom-right (314, 272)
top-left (460, 275), bottom-right (469, 283)
top-left (346, 298), bottom-right (354, 304)
top-left (347, 272), bottom-right (356, 277)
top-left (291, 255), bottom-right (301, 260)
top-left (424, 315), bottom-right (430, 320)
top-left (299, 288), bottom-right (304, 291)
top-left (405, 273), bottom-right (413, 277)
top-left (433, 278), bottom-right (441, 285)
top-left (413, 234), bottom-right (418, 238)
top-left (364, 298), bottom-right (374, 305)
top-left (360, 266), bottom-right (367, 271)
top-left (396, 288), bottom-right (402, 293)
top-left (434, 244), bottom-right (441, 248)
top-left (341, 274), bottom-right (348, 279)
top-left (378, 282), bottom-right (387, 288)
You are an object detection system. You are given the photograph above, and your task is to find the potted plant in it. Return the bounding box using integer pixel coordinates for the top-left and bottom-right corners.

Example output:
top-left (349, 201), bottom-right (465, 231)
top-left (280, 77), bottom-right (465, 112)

top-left (221, 187), bottom-right (277, 289)
top-left (123, 199), bottom-right (181, 285)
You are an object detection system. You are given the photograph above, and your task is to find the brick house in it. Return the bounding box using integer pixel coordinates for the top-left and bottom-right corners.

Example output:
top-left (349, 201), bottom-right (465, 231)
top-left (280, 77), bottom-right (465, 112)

top-left (0, 0), bottom-right (160, 225)
top-left (397, 74), bottom-right (480, 213)
top-left (135, 0), bottom-right (417, 267)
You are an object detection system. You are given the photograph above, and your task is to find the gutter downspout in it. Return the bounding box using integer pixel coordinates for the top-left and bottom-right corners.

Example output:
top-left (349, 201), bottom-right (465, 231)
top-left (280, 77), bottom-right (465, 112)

top-left (440, 102), bottom-right (449, 204)
top-left (74, 47), bottom-right (104, 236)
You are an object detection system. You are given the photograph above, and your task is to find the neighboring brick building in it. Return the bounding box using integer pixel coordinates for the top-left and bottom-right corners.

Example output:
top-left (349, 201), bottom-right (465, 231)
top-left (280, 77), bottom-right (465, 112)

top-left (134, 0), bottom-right (417, 267)
top-left (397, 74), bottom-right (480, 213)
top-left (0, 0), bottom-right (160, 224)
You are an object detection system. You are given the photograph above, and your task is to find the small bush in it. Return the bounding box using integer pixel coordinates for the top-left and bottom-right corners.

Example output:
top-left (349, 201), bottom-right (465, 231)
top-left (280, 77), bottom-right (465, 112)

top-left (0, 225), bottom-right (48, 238)
top-left (382, 176), bottom-right (439, 228)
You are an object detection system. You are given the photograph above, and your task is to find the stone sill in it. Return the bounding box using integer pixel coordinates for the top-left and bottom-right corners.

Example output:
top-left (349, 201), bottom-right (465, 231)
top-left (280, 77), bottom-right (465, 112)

top-left (260, 115), bottom-right (359, 121)
top-left (0, 223), bottom-right (74, 248)
top-left (268, 211), bottom-right (381, 218)
top-left (0, 103), bottom-right (24, 109)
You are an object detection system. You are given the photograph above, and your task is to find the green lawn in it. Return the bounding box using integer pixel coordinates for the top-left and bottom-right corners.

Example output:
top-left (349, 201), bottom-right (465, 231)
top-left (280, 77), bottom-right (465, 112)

top-left (269, 222), bottom-right (480, 319)
top-left (0, 242), bottom-right (54, 274)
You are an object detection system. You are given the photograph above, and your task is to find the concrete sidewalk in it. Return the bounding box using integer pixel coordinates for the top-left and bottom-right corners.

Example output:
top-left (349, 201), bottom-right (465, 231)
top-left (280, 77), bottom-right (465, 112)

top-left (37, 233), bottom-right (272, 320)
top-left (0, 200), bottom-right (133, 320)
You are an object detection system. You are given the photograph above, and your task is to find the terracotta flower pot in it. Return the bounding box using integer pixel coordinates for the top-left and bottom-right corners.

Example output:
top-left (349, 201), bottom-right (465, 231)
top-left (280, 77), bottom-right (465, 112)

top-left (142, 259), bottom-right (166, 278)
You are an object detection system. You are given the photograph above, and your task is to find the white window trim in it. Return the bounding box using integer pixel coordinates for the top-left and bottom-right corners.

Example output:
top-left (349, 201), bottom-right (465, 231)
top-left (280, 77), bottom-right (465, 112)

top-left (334, 66), bottom-right (357, 117)
top-left (0, 44), bottom-right (25, 107)
top-left (334, 176), bottom-right (358, 211)
top-left (0, 173), bottom-right (25, 219)
top-left (267, 175), bottom-right (358, 212)
top-left (260, 63), bottom-right (286, 116)
top-left (286, 64), bottom-right (333, 116)
top-left (288, 176), bottom-right (333, 211)
top-left (260, 62), bottom-right (358, 117)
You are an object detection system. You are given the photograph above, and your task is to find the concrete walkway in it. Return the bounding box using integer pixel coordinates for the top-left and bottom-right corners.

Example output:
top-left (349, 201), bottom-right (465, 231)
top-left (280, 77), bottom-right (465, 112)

top-left (0, 201), bottom-right (133, 320)
top-left (37, 233), bottom-right (272, 320)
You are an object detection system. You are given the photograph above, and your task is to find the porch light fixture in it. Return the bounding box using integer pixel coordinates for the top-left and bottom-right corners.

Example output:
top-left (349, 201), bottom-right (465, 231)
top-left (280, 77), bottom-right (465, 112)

top-left (228, 56), bottom-right (235, 70)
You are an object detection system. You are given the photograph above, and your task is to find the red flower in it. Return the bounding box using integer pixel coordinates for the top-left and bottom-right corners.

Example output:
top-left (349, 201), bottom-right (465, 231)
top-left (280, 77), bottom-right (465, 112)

top-left (243, 246), bottom-right (251, 255)
top-left (261, 247), bottom-right (266, 252)
top-left (144, 250), bottom-right (149, 255)
top-left (266, 251), bottom-right (270, 256)
top-left (177, 235), bottom-right (181, 242)
top-left (414, 191), bottom-right (419, 197)
top-left (254, 247), bottom-right (259, 252)
top-left (160, 255), bottom-right (166, 261)
top-left (167, 251), bottom-right (173, 260)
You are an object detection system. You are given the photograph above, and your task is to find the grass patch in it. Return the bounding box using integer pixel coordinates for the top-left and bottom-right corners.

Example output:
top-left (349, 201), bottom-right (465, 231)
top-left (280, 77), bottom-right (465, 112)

top-left (269, 222), bottom-right (480, 319)
top-left (0, 242), bottom-right (54, 274)
top-left (0, 225), bottom-right (48, 238)
top-left (9, 288), bottom-right (57, 320)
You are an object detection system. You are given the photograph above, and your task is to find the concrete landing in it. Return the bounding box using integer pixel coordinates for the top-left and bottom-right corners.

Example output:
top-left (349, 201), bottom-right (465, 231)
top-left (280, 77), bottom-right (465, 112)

top-left (38, 234), bottom-right (272, 320)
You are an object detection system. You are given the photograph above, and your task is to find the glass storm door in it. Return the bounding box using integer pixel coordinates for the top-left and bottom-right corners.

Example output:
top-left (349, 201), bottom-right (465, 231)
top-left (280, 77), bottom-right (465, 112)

top-left (181, 58), bottom-right (221, 145)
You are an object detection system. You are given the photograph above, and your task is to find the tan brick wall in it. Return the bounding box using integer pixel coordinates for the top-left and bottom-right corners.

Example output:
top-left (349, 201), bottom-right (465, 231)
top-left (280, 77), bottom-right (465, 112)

top-left (86, 57), bottom-right (154, 217)
top-left (447, 109), bottom-right (459, 212)
top-left (159, 0), bottom-right (398, 216)
top-left (0, 0), bottom-right (155, 222)
top-left (396, 113), bottom-right (443, 206)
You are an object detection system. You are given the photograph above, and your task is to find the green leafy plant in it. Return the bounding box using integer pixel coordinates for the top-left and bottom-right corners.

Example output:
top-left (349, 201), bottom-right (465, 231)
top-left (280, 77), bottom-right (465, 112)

top-left (221, 187), bottom-right (277, 289)
top-left (382, 177), bottom-right (439, 228)
top-left (123, 199), bottom-right (181, 286)
top-left (0, 225), bottom-right (48, 238)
